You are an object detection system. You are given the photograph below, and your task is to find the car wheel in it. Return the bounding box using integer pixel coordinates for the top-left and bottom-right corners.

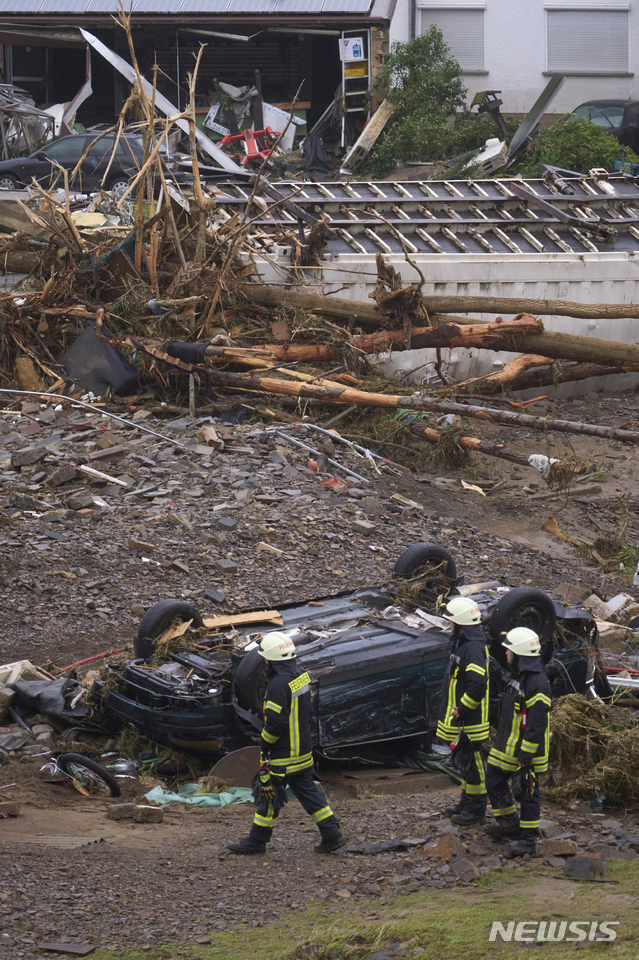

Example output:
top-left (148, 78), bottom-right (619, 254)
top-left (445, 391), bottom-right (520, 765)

top-left (0, 174), bottom-right (19, 190)
top-left (106, 176), bottom-right (132, 199)
top-left (234, 648), bottom-right (267, 716)
top-left (392, 543), bottom-right (457, 604)
top-left (489, 587), bottom-right (556, 665)
top-left (134, 598), bottom-right (204, 661)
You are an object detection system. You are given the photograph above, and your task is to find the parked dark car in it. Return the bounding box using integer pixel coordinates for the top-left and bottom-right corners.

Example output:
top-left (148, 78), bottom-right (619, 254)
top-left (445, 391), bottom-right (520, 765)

top-left (93, 543), bottom-right (605, 756)
top-left (571, 99), bottom-right (639, 150)
top-left (0, 133), bottom-right (151, 197)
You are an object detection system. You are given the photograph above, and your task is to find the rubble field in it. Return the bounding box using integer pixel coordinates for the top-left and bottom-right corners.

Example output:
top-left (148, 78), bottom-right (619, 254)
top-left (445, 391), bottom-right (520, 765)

top-left (1, 385), bottom-right (639, 959)
top-left (1, 389), bottom-right (638, 670)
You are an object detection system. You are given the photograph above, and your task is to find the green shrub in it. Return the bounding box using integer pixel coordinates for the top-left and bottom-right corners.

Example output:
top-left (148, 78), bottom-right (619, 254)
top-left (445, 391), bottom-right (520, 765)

top-left (368, 29), bottom-right (468, 176)
top-left (510, 115), bottom-right (639, 176)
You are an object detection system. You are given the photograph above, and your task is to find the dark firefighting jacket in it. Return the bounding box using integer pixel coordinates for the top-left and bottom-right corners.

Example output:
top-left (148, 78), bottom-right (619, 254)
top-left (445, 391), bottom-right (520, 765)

top-left (488, 656), bottom-right (551, 773)
top-left (436, 623), bottom-right (489, 744)
top-left (260, 660), bottom-right (314, 776)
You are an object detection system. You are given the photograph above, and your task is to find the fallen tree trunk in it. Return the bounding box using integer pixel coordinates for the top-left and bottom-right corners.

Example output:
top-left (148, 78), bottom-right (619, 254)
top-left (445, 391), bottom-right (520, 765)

top-left (408, 422), bottom-right (531, 466)
top-left (236, 283), bottom-right (384, 326)
top-left (213, 315), bottom-right (639, 368)
top-left (236, 285), bottom-right (639, 366)
top-left (0, 250), bottom-right (39, 273)
top-left (419, 295), bottom-right (639, 321)
top-left (448, 355), bottom-right (553, 395)
top-left (205, 315), bottom-right (544, 364)
top-left (454, 357), bottom-right (639, 396)
top-left (208, 368), bottom-right (639, 444)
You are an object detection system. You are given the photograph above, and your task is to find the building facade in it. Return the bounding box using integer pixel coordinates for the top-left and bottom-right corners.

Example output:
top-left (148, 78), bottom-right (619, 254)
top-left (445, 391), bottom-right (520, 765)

top-left (390, 0), bottom-right (639, 116)
top-left (0, 0), bottom-right (394, 129)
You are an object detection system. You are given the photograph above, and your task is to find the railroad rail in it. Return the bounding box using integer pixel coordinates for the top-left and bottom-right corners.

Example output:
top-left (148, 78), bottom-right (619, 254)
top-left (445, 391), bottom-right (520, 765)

top-left (209, 173), bottom-right (639, 257)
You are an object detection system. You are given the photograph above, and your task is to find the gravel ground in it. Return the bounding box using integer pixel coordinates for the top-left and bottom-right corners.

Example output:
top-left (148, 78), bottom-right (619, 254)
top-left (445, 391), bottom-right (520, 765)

top-left (1, 387), bottom-right (639, 959)
top-left (1, 783), bottom-right (638, 959)
top-left (1, 390), bottom-right (637, 669)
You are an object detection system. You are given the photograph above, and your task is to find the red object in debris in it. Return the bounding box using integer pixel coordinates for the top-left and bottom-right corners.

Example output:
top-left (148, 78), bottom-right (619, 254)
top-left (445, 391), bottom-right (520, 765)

top-left (308, 459), bottom-right (318, 472)
top-left (60, 648), bottom-right (125, 673)
top-left (219, 126), bottom-right (281, 166)
top-left (0, 813), bottom-right (9, 820)
top-left (76, 509), bottom-right (94, 518)
top-left (320, 476), bottom-right (352, 489)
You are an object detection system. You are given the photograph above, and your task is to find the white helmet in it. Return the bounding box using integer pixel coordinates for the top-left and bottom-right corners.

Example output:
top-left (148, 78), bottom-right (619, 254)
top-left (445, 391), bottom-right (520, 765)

top-left (502, 627), bottom-right (541, 657)
top-left (444, 596), bottom-right (481, 626)
top-left (258, 632), bottom-right (296, 661)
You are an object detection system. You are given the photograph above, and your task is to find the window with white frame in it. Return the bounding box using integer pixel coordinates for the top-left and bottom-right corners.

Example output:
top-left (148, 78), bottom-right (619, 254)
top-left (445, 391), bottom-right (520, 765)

top-left (418, 6), bottom-right (486, 72)
top-left (546, 8), bottom-right (629, 73)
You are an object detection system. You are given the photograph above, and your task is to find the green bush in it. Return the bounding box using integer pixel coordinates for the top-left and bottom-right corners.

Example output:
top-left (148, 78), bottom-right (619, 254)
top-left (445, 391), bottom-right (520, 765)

top-left (368, 29), bottom-right (468, 176)
top-left (510, 115), bottom-right (639, 176)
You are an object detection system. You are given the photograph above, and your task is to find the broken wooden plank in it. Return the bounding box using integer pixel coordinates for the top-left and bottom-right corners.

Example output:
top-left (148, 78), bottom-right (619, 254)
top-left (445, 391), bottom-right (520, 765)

top-left (202, 610), bottom-right (284, 629)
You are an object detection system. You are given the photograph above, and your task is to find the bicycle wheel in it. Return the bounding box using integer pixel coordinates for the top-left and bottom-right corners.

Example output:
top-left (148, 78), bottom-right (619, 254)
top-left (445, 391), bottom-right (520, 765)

top-left (57, 753), bottom-right (121, 798)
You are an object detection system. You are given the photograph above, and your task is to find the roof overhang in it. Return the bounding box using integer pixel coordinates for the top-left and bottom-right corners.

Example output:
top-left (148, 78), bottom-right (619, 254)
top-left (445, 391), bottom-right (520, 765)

top-left (0, 23), bottom-right (84, 45)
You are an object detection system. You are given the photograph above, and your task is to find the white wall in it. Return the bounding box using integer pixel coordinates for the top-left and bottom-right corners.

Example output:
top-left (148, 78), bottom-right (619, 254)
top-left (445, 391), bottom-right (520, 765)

top-left (390, 0), bottom-right (639, 114)
top-left (390, 0), bottom-right (412, 46)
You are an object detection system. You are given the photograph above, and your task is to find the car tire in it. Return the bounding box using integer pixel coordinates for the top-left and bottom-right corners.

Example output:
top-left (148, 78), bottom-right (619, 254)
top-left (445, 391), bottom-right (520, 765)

top-left (134, 599), bottom-right (204, 661)
top-left (106, 176), bottom-right (132, 199)
top-left (488, 587), bottom-right (556, 665)
top-left (234, 648), bottom-right (267, 715)
top-left (392, 543), bottom-right (457, 603)
top-left (57, 753), bottom-right (121, 798)
top-left (0, 174), bottom-right (20, 190)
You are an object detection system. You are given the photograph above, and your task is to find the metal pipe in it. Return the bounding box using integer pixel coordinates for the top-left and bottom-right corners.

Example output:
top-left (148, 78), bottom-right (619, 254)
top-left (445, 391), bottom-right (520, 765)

top-left (273, 429), bottom-right (369, 483)
top-left (0, 388), bottom-right (194, 452)
top-left (290, 422), bottom-right (382, 474)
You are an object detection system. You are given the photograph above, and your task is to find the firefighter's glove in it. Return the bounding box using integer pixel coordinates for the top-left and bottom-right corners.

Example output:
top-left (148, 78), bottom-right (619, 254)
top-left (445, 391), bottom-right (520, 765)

top-left (519, 765), bottom-right (536, 798)
top-left (258, 758), bottom-right (276, 803)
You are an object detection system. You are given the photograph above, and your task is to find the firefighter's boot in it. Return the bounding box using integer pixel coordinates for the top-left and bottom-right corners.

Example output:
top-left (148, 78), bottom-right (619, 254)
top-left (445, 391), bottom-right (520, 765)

top-left (483, 815), bottom-right (520, 841)
top-left (315, 816), bottom-right (346, 853)
top-left (227, 835), bottom-right (267, 855)
top-left (445, 790), bottom-right (466, 818)
top-left (450, 796), bottom-right (486, 826)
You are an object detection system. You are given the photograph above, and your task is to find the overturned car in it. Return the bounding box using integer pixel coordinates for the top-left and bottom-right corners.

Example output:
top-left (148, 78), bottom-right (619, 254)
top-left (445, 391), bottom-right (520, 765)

top-left (93, 543), bottom-right (606, 756)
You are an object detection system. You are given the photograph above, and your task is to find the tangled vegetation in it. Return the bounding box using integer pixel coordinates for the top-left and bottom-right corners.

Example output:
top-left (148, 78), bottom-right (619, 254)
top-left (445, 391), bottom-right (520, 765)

top-left (548, 694), bottom-right (639, 808)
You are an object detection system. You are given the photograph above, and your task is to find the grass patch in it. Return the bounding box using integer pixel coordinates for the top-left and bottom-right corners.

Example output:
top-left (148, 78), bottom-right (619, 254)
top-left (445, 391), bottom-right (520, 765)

top-left (90, 860), bottom-right (639, 960)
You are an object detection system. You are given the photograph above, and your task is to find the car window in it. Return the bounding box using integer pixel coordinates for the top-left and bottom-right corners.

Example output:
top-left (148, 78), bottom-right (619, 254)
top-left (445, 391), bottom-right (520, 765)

top-left (572, 104), bottom-right (624, 129)
top-left (625, 105), bottom-right (639, 126)
top-left (87, 136), bottom-right (141, 160)
top-left (42, 137), bottom-right (86, 161)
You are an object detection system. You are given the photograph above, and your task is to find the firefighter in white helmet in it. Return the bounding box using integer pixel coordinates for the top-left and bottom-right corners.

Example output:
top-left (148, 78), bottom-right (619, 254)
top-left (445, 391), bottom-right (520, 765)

top-left (484, 626), bottom-right (551, 858)
top-left (434, 596), bottom-right (490, 826)
top-left (228, 632), bottom-right (344, 855)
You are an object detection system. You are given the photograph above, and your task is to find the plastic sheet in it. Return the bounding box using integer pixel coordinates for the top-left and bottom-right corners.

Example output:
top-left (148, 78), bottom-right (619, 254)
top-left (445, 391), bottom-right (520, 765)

top-left (143, 783), bottom-right (253, 807)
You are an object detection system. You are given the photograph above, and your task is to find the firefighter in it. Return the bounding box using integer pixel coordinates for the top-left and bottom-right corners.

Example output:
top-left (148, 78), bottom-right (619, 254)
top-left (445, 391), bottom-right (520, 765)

top-left (485, 626), bottom-right (551, 858)
top-left (435, 596), bottom-right (490, 826)
top-left (228, 632), bottom-right (345, 855)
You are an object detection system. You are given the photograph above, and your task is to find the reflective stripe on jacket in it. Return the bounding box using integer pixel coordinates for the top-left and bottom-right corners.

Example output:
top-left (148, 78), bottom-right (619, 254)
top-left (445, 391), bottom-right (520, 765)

top-left (488, 656), bottom-right (551, 773)
top-left (260, 661), bottom-right (314, 775)
top-left (436, 623), bottom-right (489, 744)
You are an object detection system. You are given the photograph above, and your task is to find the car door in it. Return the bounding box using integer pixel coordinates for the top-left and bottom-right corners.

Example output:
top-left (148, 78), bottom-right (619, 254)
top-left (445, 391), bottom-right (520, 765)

top-left (37, 136), bottom-right (88, 190)
top-left (83, 135), bottom-right (141, 191)
top-left (310, 625), bottom-right (450, 748)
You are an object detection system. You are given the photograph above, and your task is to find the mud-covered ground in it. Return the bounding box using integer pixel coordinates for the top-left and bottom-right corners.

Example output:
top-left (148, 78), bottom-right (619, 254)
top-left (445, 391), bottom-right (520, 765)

top-left (1, 390), bottom-right (638, 669)
top-left (0, 766), bottom-right (638, 959)
top-left (1, 387), bottom-right (639, 959)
